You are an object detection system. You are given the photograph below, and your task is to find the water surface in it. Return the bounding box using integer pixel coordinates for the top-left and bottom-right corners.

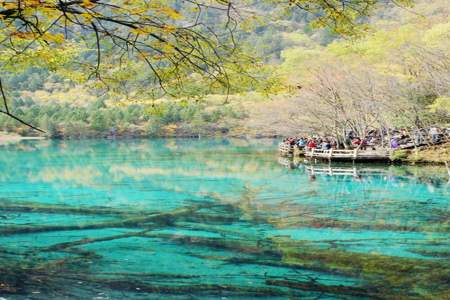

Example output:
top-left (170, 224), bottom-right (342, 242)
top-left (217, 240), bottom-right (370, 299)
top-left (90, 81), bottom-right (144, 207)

top-left (0, 139), bottom-right (449, 299)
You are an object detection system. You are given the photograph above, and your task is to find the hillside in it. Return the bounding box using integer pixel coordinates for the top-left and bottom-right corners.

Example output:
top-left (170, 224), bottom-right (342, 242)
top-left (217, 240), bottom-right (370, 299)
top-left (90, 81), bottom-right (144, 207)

top-left (0, 0), bottom-right (448, 139)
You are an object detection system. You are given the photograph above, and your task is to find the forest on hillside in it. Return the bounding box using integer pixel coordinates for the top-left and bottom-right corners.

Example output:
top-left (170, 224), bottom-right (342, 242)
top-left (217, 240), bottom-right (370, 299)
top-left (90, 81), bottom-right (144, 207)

top-left (0, 0), bottom-right (448, 139)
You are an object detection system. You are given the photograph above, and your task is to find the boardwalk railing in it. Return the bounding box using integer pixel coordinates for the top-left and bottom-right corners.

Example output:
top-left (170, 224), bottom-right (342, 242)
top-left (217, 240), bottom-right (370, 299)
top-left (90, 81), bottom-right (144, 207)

top-left (305, 148), bottom-right (390, 162)
top-left (278, 142), bottom-right (294, 156)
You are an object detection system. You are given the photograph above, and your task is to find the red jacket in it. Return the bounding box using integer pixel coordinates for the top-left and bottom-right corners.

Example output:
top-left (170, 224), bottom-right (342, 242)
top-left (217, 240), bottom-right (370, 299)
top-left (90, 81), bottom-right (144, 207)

top-left (307, 141), bottom-right (317, 149)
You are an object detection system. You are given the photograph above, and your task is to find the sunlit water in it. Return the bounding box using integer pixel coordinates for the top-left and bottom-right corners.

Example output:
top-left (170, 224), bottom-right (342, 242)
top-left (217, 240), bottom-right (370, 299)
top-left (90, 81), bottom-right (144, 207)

top-left (0, 139), bottom-right (448, 299)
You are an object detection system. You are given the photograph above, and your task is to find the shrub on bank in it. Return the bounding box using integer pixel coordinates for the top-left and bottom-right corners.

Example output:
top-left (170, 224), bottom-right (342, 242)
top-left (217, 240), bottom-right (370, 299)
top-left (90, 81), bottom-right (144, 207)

top-left (390, 149), bottom-right (409, 161)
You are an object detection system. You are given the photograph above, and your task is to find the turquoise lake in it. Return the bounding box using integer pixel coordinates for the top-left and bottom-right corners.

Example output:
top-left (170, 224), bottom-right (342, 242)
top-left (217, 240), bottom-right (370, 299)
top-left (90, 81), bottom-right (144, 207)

top-left (0, 139), bottom-right (449, 299)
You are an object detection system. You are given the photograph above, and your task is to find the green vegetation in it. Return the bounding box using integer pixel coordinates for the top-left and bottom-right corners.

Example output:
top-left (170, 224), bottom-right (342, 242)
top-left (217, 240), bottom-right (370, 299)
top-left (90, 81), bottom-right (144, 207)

top-left (1, 97), bottom-right (245, 138)
top-left (390, 150), bottom-right (409, 162)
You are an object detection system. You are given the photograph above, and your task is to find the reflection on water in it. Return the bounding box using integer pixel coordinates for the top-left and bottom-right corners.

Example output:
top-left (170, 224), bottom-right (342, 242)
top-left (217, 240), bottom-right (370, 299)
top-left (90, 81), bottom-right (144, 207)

top-left (0, 139), bottom-right (449, 299)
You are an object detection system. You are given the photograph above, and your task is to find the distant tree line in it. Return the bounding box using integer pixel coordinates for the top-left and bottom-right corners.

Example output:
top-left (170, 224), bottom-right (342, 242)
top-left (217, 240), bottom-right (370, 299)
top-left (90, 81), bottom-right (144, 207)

top-left (0, 97), bottom-right (245, 138)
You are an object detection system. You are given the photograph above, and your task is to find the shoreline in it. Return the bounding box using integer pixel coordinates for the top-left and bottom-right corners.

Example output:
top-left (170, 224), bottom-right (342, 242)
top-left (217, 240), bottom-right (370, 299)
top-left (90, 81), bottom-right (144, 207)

top-left (0, 133), bottom-right (46, 145)
top-left (400, 142), bottom-right (450, 165)
top-left (1, 133), bottom-right (448, 166)
top-left (1, 132), bottom-right (282, 140)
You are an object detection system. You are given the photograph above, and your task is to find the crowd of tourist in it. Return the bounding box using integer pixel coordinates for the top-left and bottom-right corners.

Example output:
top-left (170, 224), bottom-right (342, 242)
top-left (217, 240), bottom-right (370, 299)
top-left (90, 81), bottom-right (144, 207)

top-left (282, 126), bottom-right (449, 151)
top-left (389, 126), bottom-right (449, 149)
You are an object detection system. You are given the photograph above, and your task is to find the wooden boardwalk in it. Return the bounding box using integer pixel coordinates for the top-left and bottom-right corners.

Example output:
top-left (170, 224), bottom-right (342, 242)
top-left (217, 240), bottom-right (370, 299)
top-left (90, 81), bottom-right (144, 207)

top-left (305, 148), bottom-right (390, 162)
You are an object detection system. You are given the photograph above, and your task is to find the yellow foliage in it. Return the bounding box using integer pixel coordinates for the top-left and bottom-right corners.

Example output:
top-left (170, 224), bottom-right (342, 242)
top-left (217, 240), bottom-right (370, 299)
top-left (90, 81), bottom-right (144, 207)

top-left (2, 2), bottom-right (17, 9)
top-left (131, 27), bottom-right (153, 35)
top-left (81, 0), bottom-right (95, 9)
top-left (157, 6), bottom-right (183, 20)
top-left (162, 25), bottom-right (177, 34)
top-left (42, 33), bottom-right (65, 44)
top-left (429, 97), bottom-right (450, 114)
top-left (422, 22), bottom-right (450, 48)
top-left (21, 85), bottom-right (97, 105)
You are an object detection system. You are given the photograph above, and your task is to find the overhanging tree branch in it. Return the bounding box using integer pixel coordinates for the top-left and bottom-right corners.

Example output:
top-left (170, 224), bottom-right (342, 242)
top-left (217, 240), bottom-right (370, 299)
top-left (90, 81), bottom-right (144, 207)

top-left (0, 77), bottom-right (45, 133)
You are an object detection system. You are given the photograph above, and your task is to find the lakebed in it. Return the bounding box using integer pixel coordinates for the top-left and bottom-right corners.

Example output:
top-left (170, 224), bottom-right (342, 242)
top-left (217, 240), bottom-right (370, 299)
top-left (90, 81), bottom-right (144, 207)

top-left (0, 138), bottom-right (448, 299)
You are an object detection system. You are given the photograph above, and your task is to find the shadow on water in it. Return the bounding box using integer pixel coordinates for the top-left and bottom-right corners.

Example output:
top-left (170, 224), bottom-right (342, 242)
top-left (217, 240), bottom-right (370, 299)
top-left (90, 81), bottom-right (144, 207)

top-left (0, 139), bottom-right (449, 299)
